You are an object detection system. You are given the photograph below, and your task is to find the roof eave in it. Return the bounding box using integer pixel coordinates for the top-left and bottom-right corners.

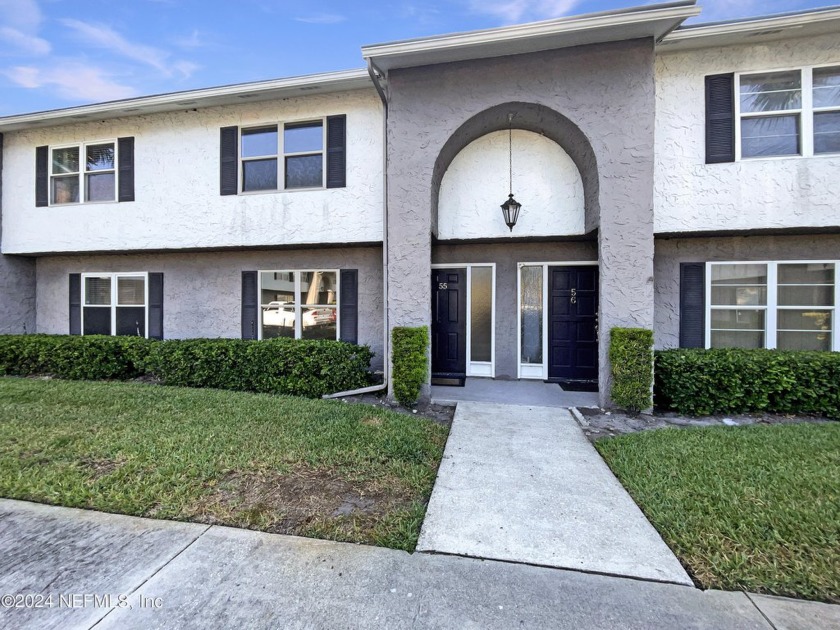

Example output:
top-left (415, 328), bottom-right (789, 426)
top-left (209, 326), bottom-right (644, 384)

top-left (0, 69), bottom-right (373, 133)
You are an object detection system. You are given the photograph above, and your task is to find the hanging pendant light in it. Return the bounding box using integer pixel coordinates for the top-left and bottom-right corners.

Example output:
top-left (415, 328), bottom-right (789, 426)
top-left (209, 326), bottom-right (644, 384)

top-left (500, 113), bottom-right (522, 232)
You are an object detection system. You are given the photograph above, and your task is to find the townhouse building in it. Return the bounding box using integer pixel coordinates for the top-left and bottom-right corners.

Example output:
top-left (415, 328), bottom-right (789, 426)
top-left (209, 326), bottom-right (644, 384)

top-left (1, 2), bottom-right (838, 405)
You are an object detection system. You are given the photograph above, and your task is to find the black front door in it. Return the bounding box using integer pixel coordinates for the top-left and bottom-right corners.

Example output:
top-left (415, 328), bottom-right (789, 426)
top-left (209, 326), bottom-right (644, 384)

top-left (548, 266), bottom-right (598, 382)
top-left (431, 268), bottom-right (467, 378)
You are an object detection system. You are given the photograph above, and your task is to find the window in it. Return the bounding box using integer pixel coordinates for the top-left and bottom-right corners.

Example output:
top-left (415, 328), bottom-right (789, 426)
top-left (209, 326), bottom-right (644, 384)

top-left (737, 66), bottom-right (840, 158)
top-left (51, 142), bottom-right (116, 204)
top-left (708, 262), bottom-right (837, 351)
top-left (259, 270), bottom-right (337, 340)
top-left (240, 121), bottom-right (324, 192)
top-left (81, 273), bottom-right (147, 337)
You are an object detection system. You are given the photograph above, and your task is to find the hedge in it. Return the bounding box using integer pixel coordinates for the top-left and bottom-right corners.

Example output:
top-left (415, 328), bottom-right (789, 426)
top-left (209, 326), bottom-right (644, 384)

top-left (0, 334), bottom-right (151, 380)
top-left (391, 326), bottom-right (428, 407)
top-left (141, 338), bottom-right (372, 398)
top-left (655, 348), bottom-right (840, 418)
top-left (0, 335), bottom-right (372, 399)
top-left (609, 328), bottom-right (654, 413)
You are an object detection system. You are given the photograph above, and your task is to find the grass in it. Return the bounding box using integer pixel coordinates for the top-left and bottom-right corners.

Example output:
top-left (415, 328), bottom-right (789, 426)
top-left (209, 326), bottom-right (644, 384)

top-left (0, 377), bottom-right (449, 551)
top-left (596, 423), bottom-right (840, 602)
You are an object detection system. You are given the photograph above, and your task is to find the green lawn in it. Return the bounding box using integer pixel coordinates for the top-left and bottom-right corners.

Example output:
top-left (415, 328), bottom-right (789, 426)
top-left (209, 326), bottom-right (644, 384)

top-left (0, 377), bottom-right (448, 551)
top-left (596, 423), bottom-right (840, 602)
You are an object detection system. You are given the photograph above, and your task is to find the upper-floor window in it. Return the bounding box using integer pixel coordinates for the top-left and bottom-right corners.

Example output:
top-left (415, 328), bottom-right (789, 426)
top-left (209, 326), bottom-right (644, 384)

top-left (241, 120), bottom-right (324, 192)
top-left (51, 142), bottom-right (116, 204)
top-left (36, 137), bottom-right (133, 208)
top-left (738, 66), bottom-right (840, 159)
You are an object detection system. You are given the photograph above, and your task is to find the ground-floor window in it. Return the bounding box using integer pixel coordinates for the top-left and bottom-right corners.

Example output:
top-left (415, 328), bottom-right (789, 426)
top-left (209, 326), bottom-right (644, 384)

top-left (82, 272), bottom-right (147, 337)
top-left (259, 270), bottom-right (337, 340)
top-left (708, 261), bottom-right (837, 351)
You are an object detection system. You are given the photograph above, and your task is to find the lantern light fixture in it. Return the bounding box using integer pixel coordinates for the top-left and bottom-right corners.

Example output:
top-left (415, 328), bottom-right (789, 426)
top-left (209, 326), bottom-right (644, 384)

top-left (500, 112), bottom-right (521, 232)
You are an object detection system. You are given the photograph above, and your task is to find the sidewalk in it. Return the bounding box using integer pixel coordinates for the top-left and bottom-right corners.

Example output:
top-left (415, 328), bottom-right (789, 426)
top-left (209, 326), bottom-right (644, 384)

top-left (417, 402), bottom-right (691, 585)
top-left (1, 500), bottom-right (837, 630)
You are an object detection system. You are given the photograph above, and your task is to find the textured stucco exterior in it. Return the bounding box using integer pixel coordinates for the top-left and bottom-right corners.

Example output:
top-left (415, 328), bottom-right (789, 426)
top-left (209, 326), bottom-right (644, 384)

top-left (386, 40), bottom-right (657, 404)
top-left (654, 33), bottom-right (840, 234)
top-left (433, 240), bottom-right (598, 379)
top-left (654, 233), bottom-right (840, 349)
top-left (0, 255), bottom-right (36, 334)
top-left (35, 247), bottom-right (385, 370)
top-left (437, 130), bottom-right (584, 240)
top-left (2, 89), bottom-right (384, 255)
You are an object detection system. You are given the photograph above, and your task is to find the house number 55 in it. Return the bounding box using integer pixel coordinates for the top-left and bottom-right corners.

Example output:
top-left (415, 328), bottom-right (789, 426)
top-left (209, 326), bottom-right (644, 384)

top-left (438, 283), bottom-right (448, 289)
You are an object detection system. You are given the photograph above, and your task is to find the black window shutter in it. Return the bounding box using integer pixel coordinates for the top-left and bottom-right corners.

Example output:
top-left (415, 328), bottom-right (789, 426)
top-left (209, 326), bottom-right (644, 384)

top-left (36, 145), bottom-right (49, 207)
top-left (679, 263), bottom-right (706, 348)
top-left (117, 137), bottom-right (135, 202)
top-left (148, 273), bottom-right (164, 340)
top-left (69, 273), bottom-right (81, 335)
top-left (242, 271), bottom-right (258, 339)
top-left (339, 269), bottom-right (358, 344)
top-left (705, 74), bottom-right (735, 164)
top-left (220, 126), bottom-right (239, 195)
top-left (326, 115), bottom-right (346, 189)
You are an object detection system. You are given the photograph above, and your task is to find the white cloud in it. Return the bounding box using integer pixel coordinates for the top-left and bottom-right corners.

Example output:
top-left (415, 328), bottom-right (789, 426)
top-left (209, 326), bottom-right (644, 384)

top-left (294, 13), bottom-right (347, 24)
top-left (469, 0), bottom-right (580, 23)
top-left (4, 62), bottom-right (139, 102)
top-left (60, 18), bottom-right (198, 79)
top-left (0, 0), bottom-right (42, 32)
top-left (0, 26), bottom-right (50, 55)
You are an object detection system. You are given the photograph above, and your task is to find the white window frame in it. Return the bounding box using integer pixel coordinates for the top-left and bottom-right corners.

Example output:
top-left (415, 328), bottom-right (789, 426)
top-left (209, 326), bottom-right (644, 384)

top-left (257, 269), bottom-right (340, 340)
top-left (239, 118), bottom-right (326, 194)
top-left (49, 140), bottom-right (118, 206)
top-left (705, 260), bottom-right (839, 351)
top-left (516, 261), bottom-right (598, 380)
top-left (80, 272), bottom-right (149, 338)
top-left (735, 64), bottom-right (840, 161)
top-left (431, 263), bottom-right (496, 377)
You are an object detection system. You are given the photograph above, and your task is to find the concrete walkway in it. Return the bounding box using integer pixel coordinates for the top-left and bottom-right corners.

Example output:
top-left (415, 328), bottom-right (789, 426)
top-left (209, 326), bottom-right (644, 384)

top-left (417, 401), bottom-right (692, 585)
top-left (431, 377), bottom-right (599, 408)
top-left (2, 500), bottom-right (838, 630)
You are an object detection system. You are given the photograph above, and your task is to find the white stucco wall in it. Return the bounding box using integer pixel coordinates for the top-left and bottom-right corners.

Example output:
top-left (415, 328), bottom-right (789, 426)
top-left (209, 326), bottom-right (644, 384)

top-left (1, 89), bottom-right (383, 254)
top-left (437, 130), bottom-right (584, 240)
top-left (654, 34), bottom-right (840, 234)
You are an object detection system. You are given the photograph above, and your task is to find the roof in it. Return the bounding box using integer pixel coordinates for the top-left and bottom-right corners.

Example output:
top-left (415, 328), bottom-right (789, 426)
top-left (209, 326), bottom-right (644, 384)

top-left (660, 5), bottom-right (840, 51)
top-left (0, 69), bottom-right (372, 133)
top-left (361, 1), bottom-right (700, 73)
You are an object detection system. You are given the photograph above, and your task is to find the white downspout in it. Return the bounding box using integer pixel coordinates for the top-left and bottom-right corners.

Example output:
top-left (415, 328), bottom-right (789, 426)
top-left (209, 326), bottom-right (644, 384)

top-left (323, 60), bottom-right (390, 400)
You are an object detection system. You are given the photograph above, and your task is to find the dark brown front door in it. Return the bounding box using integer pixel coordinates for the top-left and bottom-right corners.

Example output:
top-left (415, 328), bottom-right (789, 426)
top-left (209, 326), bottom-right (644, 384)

top-left (548, 266), bottom-right (598, 382)
top-left (431, 268), bottom-right (466, 378)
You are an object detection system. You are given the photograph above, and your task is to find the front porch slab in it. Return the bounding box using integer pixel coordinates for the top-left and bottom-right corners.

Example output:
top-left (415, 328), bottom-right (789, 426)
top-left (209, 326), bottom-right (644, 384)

top-left (416, 401), bottom-right (692, 586)
top-left (431, 377), bottom-right (599, 408)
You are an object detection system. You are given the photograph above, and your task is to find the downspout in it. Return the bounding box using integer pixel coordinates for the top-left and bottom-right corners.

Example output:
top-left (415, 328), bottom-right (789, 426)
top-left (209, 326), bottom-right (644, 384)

top-left (323, 60), bottom-right (390, 399)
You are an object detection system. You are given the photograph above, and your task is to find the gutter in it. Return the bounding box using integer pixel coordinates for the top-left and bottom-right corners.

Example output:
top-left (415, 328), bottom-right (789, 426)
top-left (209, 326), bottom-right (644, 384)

top-left (323, 61), bottom-right (391, 400)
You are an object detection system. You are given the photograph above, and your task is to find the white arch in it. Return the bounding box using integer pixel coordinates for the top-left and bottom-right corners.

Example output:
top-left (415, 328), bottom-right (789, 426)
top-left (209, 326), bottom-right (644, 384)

top-left (437, 130), bottom-right (585, 240)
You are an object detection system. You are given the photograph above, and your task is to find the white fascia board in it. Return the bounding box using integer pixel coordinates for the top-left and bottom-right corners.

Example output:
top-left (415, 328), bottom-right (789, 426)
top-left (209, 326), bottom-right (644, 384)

top-left (0, 69), bottom-right (372, 133)
top-left (362, 1), bottom-right (700, 71)
top-left (659, 7), bottom-right (840, 51)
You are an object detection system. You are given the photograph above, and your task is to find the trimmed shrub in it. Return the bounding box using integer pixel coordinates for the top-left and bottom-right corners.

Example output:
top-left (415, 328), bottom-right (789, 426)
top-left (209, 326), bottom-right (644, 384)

top-left (609, 328), bottom-right (654, 413)
top-left (141, 338), bottom-right (372, 398)
top-left (0, 334), bottom-right (372, 399)
top-left (0, 334), bottom-right (150, 380)
top-left (391, 326), bottom-right (428, 407)
top-left (655, 348), bottom-right (840, 418)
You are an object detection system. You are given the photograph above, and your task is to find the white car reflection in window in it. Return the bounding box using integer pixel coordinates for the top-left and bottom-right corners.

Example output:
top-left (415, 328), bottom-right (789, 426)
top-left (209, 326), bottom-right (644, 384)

top-left (262, 302), bottom-right (336, 328)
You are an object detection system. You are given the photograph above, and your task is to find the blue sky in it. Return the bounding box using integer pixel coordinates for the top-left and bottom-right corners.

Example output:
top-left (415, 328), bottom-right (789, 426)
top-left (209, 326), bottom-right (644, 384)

top-left (0, 0), bottom-right (832, 115)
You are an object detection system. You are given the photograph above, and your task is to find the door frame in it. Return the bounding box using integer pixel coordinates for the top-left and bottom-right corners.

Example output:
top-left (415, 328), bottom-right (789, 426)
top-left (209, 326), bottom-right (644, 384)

top-left (431, 263), bottom-right (496, 378)
top-left (516, 261), bottom-right (598, 380)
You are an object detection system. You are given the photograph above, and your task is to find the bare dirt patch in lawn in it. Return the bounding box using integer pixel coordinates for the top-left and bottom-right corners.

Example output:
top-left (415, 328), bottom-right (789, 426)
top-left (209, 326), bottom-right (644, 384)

top-left (576, 407), bottom-right (832, 443)
top-left (79, 456), bottom-right (124, 479)
top-left (189, 465), bottom-right (415, 535)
